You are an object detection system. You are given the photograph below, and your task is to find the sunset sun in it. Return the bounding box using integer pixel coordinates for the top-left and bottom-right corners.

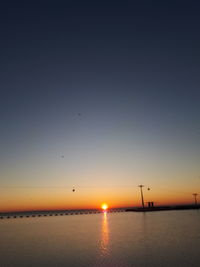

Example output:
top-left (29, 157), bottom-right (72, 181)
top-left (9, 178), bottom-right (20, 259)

top-left (101, 203), bottom-right (108, 211)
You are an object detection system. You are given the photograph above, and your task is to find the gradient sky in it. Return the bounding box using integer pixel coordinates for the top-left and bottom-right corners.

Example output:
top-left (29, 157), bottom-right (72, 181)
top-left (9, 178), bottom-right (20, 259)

top-left (1, 1), bottom-right (200, 211)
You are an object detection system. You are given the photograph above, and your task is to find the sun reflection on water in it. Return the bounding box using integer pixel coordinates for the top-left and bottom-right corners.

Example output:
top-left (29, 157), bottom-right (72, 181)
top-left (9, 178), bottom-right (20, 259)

top-left (100, 211), bottom-right (109, 257)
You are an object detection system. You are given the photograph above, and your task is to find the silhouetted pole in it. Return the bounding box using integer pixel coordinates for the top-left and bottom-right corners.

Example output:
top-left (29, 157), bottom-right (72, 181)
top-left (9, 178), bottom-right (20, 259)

top-left (138, 185), bottom-right (145, 208)
top-left (192, 193), bottom-right (198, 205)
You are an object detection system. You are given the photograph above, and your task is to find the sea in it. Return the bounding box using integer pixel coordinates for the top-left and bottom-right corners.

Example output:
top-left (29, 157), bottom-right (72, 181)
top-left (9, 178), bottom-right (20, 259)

top-left (0, 210), bottom-right (199, 267)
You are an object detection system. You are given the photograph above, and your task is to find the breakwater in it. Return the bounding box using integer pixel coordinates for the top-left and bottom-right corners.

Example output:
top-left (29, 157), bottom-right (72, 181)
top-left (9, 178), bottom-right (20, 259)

top-left (0, 208), bottom-right (125, 219)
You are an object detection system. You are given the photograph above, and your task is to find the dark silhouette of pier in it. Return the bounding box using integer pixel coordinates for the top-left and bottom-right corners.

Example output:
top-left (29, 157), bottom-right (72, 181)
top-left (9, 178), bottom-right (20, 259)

top-left (126, 204), bottom-right (200, 212)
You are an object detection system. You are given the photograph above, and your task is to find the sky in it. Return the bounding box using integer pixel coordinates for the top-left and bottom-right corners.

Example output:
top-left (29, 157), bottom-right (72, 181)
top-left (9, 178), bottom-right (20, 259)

top-left (0, 1), bottom-right (200, 211)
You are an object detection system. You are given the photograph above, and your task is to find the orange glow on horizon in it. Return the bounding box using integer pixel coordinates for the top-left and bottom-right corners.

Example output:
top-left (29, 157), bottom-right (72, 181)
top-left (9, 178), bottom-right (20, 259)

top-left (0, 185), bottom-right (197, 213)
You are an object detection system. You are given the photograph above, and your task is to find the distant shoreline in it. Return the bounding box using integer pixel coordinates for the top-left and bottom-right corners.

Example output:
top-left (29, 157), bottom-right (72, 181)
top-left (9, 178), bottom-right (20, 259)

top-left (0, 205), bottom-right (199, 219)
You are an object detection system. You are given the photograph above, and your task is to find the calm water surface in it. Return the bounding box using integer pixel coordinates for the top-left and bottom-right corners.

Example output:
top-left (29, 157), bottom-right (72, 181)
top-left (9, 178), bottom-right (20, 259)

top-left (0, 210), bottom-right (199, 267)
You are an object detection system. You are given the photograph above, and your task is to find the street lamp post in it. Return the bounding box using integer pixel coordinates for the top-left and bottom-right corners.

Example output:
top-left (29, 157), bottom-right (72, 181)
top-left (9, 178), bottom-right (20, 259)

top-left (138, 185), bottom-right (145, 208)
